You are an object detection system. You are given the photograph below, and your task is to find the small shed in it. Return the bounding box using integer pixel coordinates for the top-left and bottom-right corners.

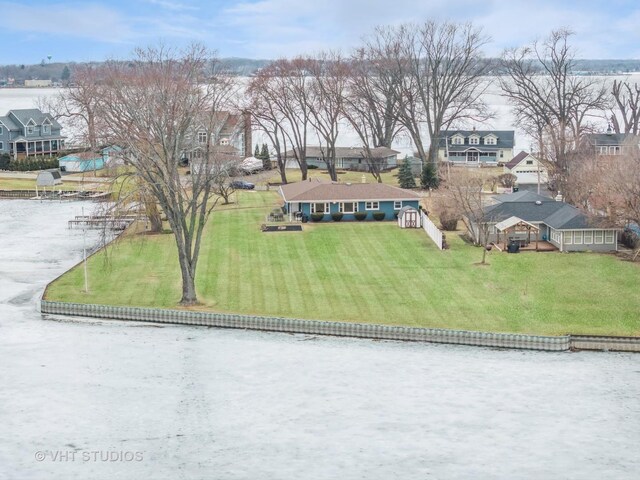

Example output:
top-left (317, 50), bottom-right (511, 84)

top-left (58, 152), bottom-right (105, 173)
top-left (36, 168), bottom-right (62, 187)
top-left (397, 205), bottom-right (421, 228)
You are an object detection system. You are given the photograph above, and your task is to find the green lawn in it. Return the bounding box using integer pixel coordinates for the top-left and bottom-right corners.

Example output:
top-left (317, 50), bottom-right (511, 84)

top-left (265, 168), bottom-right (402, 186)
top-left (0, 178), bottom-right (39, 190)
top-left (46, 191), bottom-right (640, 336)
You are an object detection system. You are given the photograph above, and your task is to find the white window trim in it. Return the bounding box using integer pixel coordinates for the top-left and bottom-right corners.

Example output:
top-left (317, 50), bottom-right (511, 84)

top-left (565, 231), bottom-right (573, 245)
top-left (605, 231), bottom-right (614, 244)
top-left (197, 131), bottom-right (207, 144)
top-left (584, 231), bottom-right (593, 244)
top-left (574, 231), bottom-right (583, 244)
top-left (595, 231), bottom-right (604, 244)
top-left (42, 124), bottom-right (50, 134)
top-left (365, 201), bottom-right (379, 210)
top-left (339, 202), bottom-right (358, 214)
top-left (27, 126), bottom-right (34, 135)
top-left (310, 202), bottom-right (329, 214)
top-left (469, 136), bottom-right (479, 145)
top-left (394, 201), bottom-right (402, 209)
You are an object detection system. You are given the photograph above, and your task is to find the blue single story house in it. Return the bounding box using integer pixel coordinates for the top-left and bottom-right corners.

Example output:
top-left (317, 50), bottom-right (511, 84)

top-left (58, 152), bottom-right (105, 173)
top-left (278, 179), bottom-right (421, 221)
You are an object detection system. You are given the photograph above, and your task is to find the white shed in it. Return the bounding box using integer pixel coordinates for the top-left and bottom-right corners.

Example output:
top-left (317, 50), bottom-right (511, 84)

top-left (397, 205), bottom-right (421, 228)
top-left (36, 169), bottom-right (62, 187)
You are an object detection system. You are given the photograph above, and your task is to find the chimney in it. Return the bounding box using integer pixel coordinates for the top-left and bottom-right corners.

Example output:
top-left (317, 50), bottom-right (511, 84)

top-left (555, 192), bottom-right (563, 202)
top-left (606, 123), bottom-right (613, 135)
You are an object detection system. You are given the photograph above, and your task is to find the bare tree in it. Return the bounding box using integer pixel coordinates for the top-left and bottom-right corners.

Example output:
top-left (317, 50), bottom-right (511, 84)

top-left (500, 29), bottom-right (608, 201)
top-left (446, 171), bottom-right (495, 264)
top-left (609, 79), bottom-right (640, 135)
top-left (388, 22), bottom-right (491, 170)
top-left (246, 70), bottom-right (290, 183)
top-left (342, 34), bottom-right (405, 182)
top-left (97, 45), bottom-right (236, 305)
top-left (306, 52), bottom-right (349, 182)
top-left (38, 64), bottom-right (105, 149)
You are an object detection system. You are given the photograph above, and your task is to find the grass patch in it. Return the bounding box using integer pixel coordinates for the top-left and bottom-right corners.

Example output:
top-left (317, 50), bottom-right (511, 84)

top-left (46, 191), bottom-right (640, 336)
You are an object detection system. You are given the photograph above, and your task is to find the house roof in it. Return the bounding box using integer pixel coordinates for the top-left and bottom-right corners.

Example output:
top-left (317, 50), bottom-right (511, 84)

top-left (37, 168), bottom-right (62, 180)
top-left (438, 130), bottom-right (515, 149)
top-left (0, 115), bottom-right (18, 130)
top-left (504, 151), bottom-right (530, 169)
top-left (7, 109), bottom-right (62, 129)
top-left (279, 179), bottom-right (421, 202)
top-left (288, 146), bottom-right (400, 160)
top-left (484, 193), bottom-right (602, 230)
top-left (59, 152), bottom-right (102, 161)
top-left (585, 132), bottom-right (637, 146)
top-left (494, 216), bottom-right (539, 231)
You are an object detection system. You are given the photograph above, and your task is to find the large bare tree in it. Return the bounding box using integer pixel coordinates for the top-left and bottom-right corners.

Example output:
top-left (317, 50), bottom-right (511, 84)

top-left (342, 36), bottom-right (404, 182)
top-left (500, 29), bottom-right (608, 201)
top-left (609, 79), bottom-right (640, 135)
top-left (97, 45), bottom-right (236, 305)
top-left (307, 52), bottom-right (349, 182)
top-left (388, 21), bottom-right (491, 170)
top-left (38, 64), bottom-right (105, 149)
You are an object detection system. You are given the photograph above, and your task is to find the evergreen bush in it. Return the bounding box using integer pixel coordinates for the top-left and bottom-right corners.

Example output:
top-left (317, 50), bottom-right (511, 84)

top-left (372, 211), bottom-right (386, 221)
top-left (331, 212), bottom-right (344, 222)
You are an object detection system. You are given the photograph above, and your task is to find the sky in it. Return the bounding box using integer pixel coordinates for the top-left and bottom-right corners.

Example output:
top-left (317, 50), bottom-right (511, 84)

top-left (1, 0), bottom-right (639, 64)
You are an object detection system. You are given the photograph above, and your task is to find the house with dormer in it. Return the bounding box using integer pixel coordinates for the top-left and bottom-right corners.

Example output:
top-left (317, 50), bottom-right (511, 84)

top-left (0, 109), bottom-right (65, 159)
top-left (437, 129), bottom-right (515, 165)
top-left (583, 127), bottom-right (639, 156)
top-left (185, 111), bottom-right (251, 162)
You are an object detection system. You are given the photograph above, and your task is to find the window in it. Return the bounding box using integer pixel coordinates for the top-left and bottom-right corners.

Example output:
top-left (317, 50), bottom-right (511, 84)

top-left (584, 231), bottom-right (593, 244)
top-left (469, 136), bottom-right (479, 145)
top-left (340, 202), bottom-right (357, 214)
top-left (605, 231), bottom-right (614, 244)
top-left (394, 201), bottom-right (402, 209)
top-left (599, 146), bottom-right (608, 154)
top-left (311, 202), bottom-right (328, 214)
top-left (526, 160), bottom-right (533, 165)
top-left (451, 136), bottom-right (464, 145)
top-left (595, 231), bottom-right (604, 244)
top-left (0, 141), bottom-right (3, 150)
top-left (574, 231), bottom-right (583, 244)
top-left (365, 201), bottom-right (379, 210)
top-left (500, 150), bottom-right (504, 158)
top-left (485, 136), bottom-right (497, 145)
top-left (42, 124), bottom-right (50, 134)
top-left (27, 126), bottom-right (34, 135)
top-left (220, 138), bottom-right (229, 146)
top-left (197, 131), bottom-right (207, 144)
top-left (565, 232), bottom-right (573, 244)
top-left (610, 146), bottom-right (621, 155)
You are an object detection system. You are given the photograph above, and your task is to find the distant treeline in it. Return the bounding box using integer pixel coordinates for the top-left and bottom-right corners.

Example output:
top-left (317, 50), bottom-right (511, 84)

top-left (1, 58), bottom-right (639, 84)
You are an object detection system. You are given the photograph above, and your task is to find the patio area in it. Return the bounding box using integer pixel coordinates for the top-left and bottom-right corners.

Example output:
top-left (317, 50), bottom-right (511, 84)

top-left (492, 241), bottom-right (557, 252)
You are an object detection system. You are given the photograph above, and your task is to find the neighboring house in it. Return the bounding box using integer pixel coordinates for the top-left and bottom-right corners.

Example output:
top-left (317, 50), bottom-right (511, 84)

top-left (472, 191), bottom-right (618, 252)
top-left (24, 79), bottom-right (52, 88)
top-left (278, 179), bottom-right (421, 221)
top-left (58, 152), bottom-right (104, 173)
top-left (437, 129), bottom-right (515, 165)
top-left (503, 151), bottom-right (548, 185)
top-left (0, 109), bottom-right (65, 159)
top-left (583, 129), bottom-right (639, 156)
top-left (285, 146), bottom-right (400, 170)
top-left (185, 111), bottom-right (251, 161)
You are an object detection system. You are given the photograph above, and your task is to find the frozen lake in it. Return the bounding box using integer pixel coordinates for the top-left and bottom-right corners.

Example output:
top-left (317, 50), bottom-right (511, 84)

top-left (1, 199), bottom-right (639, 479)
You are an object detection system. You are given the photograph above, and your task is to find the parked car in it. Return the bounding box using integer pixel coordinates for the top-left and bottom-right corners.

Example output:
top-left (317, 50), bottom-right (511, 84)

top-left (231, 180), bottom-right (255, 190)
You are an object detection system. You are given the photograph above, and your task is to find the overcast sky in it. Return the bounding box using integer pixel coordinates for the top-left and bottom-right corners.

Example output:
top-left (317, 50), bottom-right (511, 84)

top-left (2, 0), bottom-right (639, 63)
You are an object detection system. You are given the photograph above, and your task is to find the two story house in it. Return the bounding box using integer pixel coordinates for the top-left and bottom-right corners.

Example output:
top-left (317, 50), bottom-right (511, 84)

top-left (0, 109), bottom-right (65, 159)
top-left (437, 129), bottom-right (515, 166)
top-left (185, 111), bottom-right (251, 162)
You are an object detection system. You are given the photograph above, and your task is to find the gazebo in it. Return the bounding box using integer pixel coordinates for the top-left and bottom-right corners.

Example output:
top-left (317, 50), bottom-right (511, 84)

top-left (494, 216), bottom-right (540, 251)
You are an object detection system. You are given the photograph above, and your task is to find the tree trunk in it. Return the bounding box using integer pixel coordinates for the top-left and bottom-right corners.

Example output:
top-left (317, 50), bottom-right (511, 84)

top-left (179, 265), bottom-right (197, 306)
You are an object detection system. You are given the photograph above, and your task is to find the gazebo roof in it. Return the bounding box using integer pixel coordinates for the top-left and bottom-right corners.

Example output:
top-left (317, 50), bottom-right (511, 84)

top-left (494, 216), bottom-right (539, 232)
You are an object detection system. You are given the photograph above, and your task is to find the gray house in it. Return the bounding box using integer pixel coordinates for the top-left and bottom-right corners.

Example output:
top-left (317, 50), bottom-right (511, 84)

top-left (583, 130), bottom-right (639, 156)
top-left (474, 191), bottom-right (618, 252)
top-left (0, 109), bottom-right (65, 159)
top-left (285, 146), bottom-right (400, 170)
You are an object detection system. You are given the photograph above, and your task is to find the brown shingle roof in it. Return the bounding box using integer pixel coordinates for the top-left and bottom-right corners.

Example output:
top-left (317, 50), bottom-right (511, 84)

top-left (279, 179), bottom-right (421, 202)
top-left (504, 151), bottom-right (529, 169)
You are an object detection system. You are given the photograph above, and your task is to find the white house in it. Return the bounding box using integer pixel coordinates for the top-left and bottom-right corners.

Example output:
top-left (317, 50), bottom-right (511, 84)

top-left (503, 151), bottom-right (548, 185)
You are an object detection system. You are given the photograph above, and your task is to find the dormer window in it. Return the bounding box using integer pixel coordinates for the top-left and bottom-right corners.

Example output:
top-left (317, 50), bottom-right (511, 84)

top-left (484, 134), bottom-right (497, 145)
top-left (469, 135), bottom-right (480, 145)
top-left (220, 138), bottom-right (229, 146)
top-left (27, 126), bottom-right (34, 135)
top-left (451, 134), bottom-right (464, 145)
top-left (197, 131), bottom-right (207, 144)
top-left (42, 119), bottom-right (51, 135)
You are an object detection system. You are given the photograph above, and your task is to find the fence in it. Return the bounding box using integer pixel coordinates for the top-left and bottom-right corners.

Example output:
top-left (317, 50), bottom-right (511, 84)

top-left (40, 300), bottom-right (573, 351)
top-left (421, 211), bottom-right (444, 250)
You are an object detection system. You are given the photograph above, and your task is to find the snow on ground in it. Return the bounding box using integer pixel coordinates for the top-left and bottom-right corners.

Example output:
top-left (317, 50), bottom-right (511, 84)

top-left (0, 199), bottom-right (639, 479)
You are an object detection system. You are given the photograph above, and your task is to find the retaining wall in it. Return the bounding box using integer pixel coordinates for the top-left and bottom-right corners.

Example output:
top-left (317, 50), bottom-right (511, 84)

top-left (40, 300), bottom-right (573, 352)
